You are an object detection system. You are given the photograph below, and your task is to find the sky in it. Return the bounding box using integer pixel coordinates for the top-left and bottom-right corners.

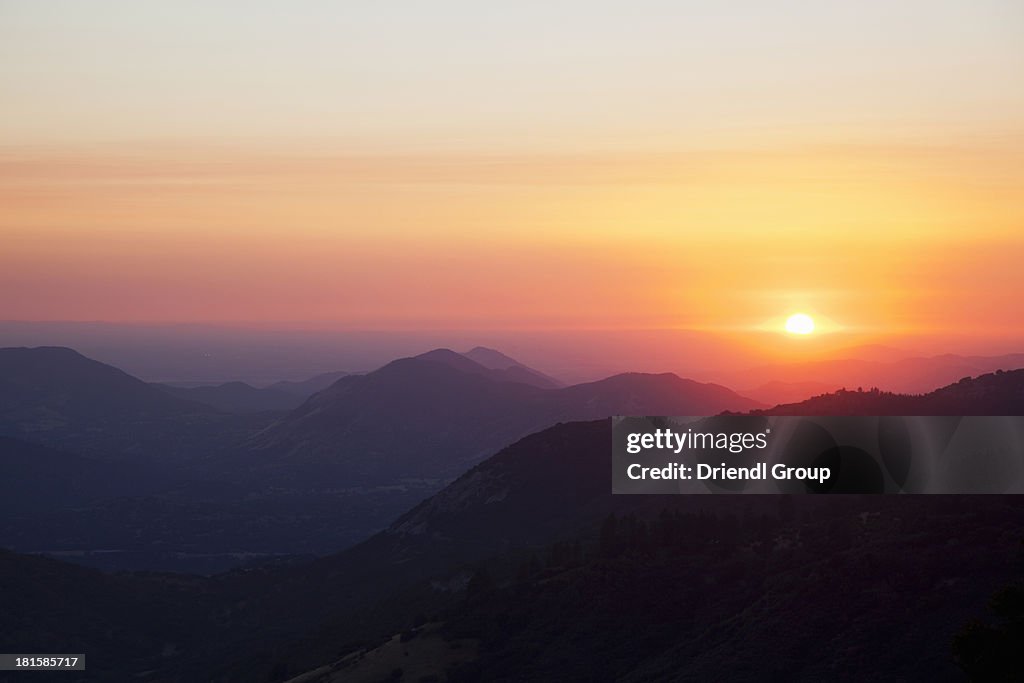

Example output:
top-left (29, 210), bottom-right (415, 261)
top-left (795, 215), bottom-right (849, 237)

top-left (2, 1), bottom-right (1023, 353)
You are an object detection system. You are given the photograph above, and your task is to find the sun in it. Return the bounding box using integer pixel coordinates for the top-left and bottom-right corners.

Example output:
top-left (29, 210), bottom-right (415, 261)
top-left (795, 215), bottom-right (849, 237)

top-left (784, 313), bottom-right (815, 335)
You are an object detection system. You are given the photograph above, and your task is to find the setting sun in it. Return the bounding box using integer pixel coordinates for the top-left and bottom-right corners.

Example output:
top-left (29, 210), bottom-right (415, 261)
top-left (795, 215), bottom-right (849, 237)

top-left (785, 313), bottom-right (815, 335)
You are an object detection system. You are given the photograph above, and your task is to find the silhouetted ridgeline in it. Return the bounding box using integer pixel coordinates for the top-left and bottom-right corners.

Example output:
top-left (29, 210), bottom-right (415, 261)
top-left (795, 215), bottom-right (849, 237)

top-left (0, 346), bottom-right (759, 572)
top-left (151, 381), bottom-right (306, 414)
top-left (732, 351), bottom-right (1024, 404)
top-left (462, 345), bottom-right (564, 388)
top-left (239, 347), bottom-right (763, 486)
top-left (0, 346), bottom-right (262, 460)
top-left (151, 371), bottom-right (356, 414)
top-left (753, 368), bottom-right (1024, 415)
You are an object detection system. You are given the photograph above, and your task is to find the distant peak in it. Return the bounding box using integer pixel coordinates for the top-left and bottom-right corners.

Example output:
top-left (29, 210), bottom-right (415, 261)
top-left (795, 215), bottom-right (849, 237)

top-left (465, 345), bottom-right (502, 355)
top-left (414, 348), bottom-right (480, 367)
top-left (402, 348), bottom-right (489, 373)
top-left (462, 347), bottom-right (565, 388)
top-left (462, 346), bottom-right (522, 369)
top-left (416, 348), bottom-right (464, 360)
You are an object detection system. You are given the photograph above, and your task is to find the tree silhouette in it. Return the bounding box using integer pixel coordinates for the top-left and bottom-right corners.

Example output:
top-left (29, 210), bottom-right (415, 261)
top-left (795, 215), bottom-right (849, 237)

top-left (953, 541), bottom-right (1024, 680)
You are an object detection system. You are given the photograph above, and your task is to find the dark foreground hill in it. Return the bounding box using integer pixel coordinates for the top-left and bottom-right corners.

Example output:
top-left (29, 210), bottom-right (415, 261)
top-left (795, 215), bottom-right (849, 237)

top-left (285, 495), bottom-right (1022, 683)
top-left (3, 420), bottom-right (1022, 683)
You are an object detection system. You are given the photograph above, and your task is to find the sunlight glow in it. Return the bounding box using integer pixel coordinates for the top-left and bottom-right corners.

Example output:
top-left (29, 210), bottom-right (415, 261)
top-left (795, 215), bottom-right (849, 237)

top-left (785, 313), bottom-right (816, 335)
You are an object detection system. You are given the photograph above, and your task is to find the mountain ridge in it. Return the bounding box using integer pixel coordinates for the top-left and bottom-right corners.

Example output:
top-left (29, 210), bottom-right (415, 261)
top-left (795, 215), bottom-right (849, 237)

top-left (152, 380), bottom-right (304, 414)
top-left (724, 352), bottom-right (1024, 404)
top-left (243, 349), bottom-right (763, 485)
top-left (462, 346), bottom-right (563, 388)
top-left (754, 368), bottom-right (1024, 415)
top-left (0, 346), bottom-right (250, 459)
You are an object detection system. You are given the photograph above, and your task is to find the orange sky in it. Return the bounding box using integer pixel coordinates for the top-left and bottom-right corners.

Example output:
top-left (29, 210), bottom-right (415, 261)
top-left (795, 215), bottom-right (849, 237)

top-left (2, 2), bottom-right (1023, 350)
top-left (3, 139), bottom-right (1022, 340)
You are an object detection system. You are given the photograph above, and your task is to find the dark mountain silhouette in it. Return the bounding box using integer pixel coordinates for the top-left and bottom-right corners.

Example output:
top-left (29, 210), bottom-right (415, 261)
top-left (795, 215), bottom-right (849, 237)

top-left (337, 368), bottom-right (1024, 569)
top-left (243, 351), bottom-right (550, 484)
top-left (462, 346), bottom-right (563, 388)
top-left (1, 345), bottom-right (754, 573)
top-left (724, 352), bottom-right (1024, 404)
top-left (0, 346), bottom-right (263, 459)
top-left (242, 349), bottom-right (761, 485)
top-left (461, 345), bottom-right (526, 368)
top-left (0, 346), bottom-right (206, 419)
top-left (413, 348), bottom-right (559, 389)
top-left (755, 368), bottom-right (1024, 415)
top-left (153, 381), bottom-right (305, 413)
top-left (154, 369), bottom-right (358, 416)
top-left (552, 371), bottom-right (759, 419)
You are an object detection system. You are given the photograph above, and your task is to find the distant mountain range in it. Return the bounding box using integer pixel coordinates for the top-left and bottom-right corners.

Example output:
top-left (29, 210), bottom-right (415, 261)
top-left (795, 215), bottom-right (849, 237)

top-left (152, 380), bottom-right (306, 413)
top-left (242, 347), bottom-right (762, 485)
top-left (148, 347), bottom-right (559, 414)
top-left (152, 371), bottom-right (355, 414)
top-left (0, 346), bottom-right (206, 420)
top-left (4, 344), bottom-right (1022, 575)
top-left (268, 370), bottom-right (354, 396)
top-left (0, 346), bottom-right (261, 459)
top-left (0, 345), bottom-right (759, 572)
